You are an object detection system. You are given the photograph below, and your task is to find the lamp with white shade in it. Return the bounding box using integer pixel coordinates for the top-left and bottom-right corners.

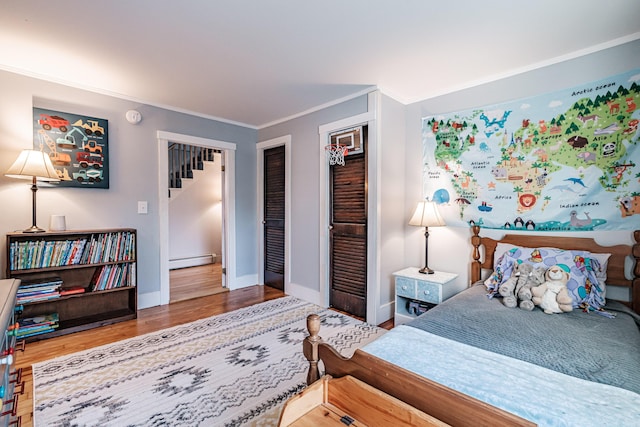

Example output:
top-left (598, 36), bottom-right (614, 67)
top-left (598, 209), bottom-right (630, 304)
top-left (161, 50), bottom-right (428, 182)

top-left (5, 149), bottom-right (60, 233)
top-left (409, 199), bottom-right (445, 274)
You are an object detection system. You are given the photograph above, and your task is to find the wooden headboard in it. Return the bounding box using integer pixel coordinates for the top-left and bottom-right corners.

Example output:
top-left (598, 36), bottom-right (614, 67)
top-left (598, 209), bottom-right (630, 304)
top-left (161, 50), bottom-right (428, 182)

top-left (470, 225), bottom-right (640, 313)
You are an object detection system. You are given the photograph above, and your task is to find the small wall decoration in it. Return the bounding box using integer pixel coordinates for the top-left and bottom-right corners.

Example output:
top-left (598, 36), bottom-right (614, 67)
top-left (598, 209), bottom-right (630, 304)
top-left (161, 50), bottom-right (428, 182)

top-left (422, 69), bottom-right (640, 232)
top-left (32, 107), bottom-right (109, 189)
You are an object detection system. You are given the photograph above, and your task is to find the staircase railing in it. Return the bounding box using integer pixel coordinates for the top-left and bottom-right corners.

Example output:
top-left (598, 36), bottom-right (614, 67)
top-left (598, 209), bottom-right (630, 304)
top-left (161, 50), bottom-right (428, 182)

top-left (168, 143), bottom-right (217, 194)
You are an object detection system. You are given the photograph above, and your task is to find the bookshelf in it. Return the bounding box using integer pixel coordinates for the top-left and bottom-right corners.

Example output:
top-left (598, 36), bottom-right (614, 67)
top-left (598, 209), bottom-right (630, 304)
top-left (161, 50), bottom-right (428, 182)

top-left (0, 279), bottom-right (21, 426)
top-left (6, 229), bottom-right (137, 342)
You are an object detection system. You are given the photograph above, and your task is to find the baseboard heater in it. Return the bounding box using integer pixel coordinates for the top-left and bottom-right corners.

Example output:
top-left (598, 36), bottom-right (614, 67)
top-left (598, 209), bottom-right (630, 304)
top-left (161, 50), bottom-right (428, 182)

top-left (169, 253), bottom-right (216, 270)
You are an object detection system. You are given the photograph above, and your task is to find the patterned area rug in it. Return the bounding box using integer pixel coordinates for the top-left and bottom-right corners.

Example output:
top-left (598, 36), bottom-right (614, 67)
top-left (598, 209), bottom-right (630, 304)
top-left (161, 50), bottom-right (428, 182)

top-left (32, 296), bottom-right (385, 426)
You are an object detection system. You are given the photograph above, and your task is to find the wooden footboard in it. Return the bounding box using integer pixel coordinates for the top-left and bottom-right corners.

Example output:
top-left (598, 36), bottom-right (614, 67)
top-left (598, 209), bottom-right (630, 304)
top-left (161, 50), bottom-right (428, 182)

top-left (303, 314), bottom-right (533, 427)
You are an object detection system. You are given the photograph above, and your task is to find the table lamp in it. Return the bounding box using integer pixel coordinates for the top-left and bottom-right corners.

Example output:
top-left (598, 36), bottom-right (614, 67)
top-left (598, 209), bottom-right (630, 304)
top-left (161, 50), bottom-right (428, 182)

top-left (409, 200), bottom-right (445, 274)
top-left (5, 149), bottom-right (60, 233)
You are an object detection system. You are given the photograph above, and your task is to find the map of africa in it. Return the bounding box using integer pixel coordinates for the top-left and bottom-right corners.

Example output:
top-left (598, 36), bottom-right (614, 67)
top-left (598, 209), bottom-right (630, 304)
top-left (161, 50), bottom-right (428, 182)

top-left (422, 69), bottom-right (640, 231)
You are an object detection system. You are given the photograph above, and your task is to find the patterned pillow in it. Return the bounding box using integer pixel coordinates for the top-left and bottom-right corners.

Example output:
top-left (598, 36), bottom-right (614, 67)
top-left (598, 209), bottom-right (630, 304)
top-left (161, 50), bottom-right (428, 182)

top-left (485, 246), bottom-right (606, 312)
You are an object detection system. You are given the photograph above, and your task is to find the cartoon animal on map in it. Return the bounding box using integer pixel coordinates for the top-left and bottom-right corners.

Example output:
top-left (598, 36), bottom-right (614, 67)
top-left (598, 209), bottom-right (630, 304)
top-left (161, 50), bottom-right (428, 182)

top-left (432, 189), bottom-right (450, 204)
top-left (601, 141), bottom-right (616, 157)
top-left (624, 119), bottom-right (639, 135)
top-left (538, 120), bottom-right (547, 133)
top-left (576, 151), bottom-right (596, 163)
top-left (626, 97), bottom-right (636, 113)
top-left (533, 148), bottom-right (548, 162)
top-left (567, 135), bottom-right (588, 149)
top-left (594, 123), bottom-right (620, 135)
top-left (564, 177), bottom-right (586, 188)
top-left (535, 170), bottom-right (548, 186)
top-left (576, 114), bottom-right (599, 127)
top-left (569, 211), bottom-right (592, 227)
top-left (620, 196), bottom-right (640, 217)
top-left (491, 166), bottom-right (507, 180)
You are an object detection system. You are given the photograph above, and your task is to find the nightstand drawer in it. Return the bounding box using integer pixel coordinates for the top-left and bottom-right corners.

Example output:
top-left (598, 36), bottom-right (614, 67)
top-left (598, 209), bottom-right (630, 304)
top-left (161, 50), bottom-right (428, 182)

top-left (395, 277), bottom-right (416, 299)
top-left (417, 280), bottom-right (441, 304)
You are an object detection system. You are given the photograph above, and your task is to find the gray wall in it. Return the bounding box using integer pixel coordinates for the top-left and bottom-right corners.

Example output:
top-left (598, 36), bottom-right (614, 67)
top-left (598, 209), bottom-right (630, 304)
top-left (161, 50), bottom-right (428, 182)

top-left (0, 69), bottom-right (257, 306)
top-left (258, 96), bottom-right (368, 295)
top-left (404, 39), bottom-right (640, 301)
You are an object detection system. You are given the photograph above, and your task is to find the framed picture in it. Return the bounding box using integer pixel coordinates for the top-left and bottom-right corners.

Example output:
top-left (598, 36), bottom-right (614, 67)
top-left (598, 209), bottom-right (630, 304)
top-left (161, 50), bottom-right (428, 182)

top-left (33, 107), bottom-right (109, 189)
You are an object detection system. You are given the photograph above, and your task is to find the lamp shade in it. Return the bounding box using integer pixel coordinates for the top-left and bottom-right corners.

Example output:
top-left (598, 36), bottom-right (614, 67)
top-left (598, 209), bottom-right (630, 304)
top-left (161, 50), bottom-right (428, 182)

top-left (409, 200), bottom-right (445, 228)
top-left (5, 149), bottom-right (60, 182)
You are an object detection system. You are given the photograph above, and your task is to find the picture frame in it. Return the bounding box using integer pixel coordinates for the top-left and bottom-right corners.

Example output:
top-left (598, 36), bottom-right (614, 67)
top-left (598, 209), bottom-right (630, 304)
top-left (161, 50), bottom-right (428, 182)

top-left (33, 107), bottom-right (109, 189)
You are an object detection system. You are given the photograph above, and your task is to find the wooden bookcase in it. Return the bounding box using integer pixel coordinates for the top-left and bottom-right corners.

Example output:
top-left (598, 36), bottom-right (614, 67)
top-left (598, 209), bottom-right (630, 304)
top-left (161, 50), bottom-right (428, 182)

top-left (6, 229), bottom-right (137, 342)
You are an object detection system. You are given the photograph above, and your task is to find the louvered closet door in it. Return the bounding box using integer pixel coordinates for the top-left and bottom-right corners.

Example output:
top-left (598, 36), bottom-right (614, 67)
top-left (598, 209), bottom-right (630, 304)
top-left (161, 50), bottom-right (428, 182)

top-left (330, 128), bottom-right (367, 318)
top-left (264, 145), bottom-right (285, 291)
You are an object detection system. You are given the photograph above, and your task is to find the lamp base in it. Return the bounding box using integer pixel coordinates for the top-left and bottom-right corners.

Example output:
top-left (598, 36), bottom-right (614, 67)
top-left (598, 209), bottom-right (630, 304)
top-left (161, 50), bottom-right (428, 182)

top-left (418, 266), bottom-right (434, 274)
top-left (23, 225), bottom-right (47, 233)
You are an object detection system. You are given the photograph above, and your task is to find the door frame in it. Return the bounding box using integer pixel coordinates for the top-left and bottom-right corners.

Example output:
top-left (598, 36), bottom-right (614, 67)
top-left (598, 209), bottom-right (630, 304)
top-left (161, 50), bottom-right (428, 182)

top-left (256, 135), bottom-right (291, 292)
top-left (157, 130), bottom-right (237, 305)
top-left (318, 92), bottom-right (380, 323)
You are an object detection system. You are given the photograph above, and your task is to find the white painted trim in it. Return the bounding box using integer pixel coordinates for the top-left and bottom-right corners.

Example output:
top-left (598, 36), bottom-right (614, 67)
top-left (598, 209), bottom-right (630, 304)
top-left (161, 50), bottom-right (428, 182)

top-left (157, 131), bottom-right (237, 151)
top-left (231, 273), bottom-right (260, 290)
top-left (169, 254), bottom-right (215, 270)
top-left (256, 135), bottom-right (291, 293)
top-left (157, 131), bottom-right (237, 305)
top-left (259, 86), bottom-right (378, 129)
top-left (367, 92), bottom-right (381, 324)
top-left (287, 281), bottom-right (322, 307)
top-left (318, 98), bottom-right (377, 322)
top-left (138, 291), bottom-right (161, 310)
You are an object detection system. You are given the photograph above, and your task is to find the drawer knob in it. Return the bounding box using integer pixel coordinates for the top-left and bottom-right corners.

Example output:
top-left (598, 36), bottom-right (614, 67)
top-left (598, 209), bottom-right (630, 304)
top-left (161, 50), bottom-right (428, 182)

top-left (423, 290), bottom-right (430, 295)
top-left (402, 285), bottom-right (408, 290)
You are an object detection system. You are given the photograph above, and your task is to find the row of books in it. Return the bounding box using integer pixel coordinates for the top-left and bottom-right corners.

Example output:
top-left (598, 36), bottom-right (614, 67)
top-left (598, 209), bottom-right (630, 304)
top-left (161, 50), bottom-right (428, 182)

top-left (17, 312), bottom-right (59, 339)
top-left (90, 263), bottom-right (136, 291)
top-left (16, 276), bottom-right (63, 304)
top-left (9, 231), bottom-right (135, 271)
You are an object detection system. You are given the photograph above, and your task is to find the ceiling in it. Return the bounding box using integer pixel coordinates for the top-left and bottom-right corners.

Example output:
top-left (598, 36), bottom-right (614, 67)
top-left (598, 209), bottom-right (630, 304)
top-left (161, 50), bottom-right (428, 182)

top-left (2, 1), bottom-right (639, 129)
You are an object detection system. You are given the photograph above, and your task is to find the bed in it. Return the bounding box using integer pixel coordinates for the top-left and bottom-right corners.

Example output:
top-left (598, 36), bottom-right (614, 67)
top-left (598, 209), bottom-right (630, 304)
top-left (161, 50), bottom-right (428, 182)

top-left (303, 226), bottom-right (640, 426)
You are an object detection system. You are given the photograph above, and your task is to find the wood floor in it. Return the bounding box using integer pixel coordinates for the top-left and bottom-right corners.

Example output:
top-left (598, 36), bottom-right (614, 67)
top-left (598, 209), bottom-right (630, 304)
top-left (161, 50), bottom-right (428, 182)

top-left (13, 266), bottom-right (392, 426)
top-left (170, 262), bottom-right (227, 302)
top-left (14, 285), bottom-right (285, 427)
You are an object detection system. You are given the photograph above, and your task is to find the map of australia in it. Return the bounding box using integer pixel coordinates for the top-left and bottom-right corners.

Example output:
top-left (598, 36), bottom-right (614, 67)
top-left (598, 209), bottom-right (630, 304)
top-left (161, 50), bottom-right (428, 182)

top-left (422, 69), bottom-right (640, 231)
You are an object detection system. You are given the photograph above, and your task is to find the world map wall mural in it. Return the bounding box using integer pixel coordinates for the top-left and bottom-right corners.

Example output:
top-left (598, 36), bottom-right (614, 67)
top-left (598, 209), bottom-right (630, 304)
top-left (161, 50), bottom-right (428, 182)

top-left (422, 69), bottom-right (640, 232)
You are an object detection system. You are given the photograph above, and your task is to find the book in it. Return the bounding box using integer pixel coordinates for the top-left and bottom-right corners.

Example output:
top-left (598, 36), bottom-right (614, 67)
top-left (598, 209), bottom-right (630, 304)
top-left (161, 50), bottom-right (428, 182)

top-left (19, 313), bottom-right (59, 328)
top-left (60, 287), bottom-right (86, 296)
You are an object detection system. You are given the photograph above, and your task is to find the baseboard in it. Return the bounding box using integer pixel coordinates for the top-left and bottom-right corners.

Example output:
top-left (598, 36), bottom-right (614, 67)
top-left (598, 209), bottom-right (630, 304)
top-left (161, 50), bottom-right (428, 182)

top-left (286, 282), bottom-right (322, 306)
top-left (229, 273), bottom-right (259, 290)
top-left (138, 291), bottom-right (161, 309)
top-left (169, 254), bottom-right (216, 269)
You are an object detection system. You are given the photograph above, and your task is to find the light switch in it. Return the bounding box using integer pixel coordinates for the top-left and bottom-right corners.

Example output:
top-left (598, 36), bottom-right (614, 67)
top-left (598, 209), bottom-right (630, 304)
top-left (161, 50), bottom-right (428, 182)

top-left (138, 201), bottom-right (148, 214)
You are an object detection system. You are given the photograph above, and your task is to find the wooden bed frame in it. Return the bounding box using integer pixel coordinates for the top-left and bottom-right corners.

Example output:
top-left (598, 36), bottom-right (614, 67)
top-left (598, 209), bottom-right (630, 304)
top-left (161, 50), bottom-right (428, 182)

top-left (303, 226), bottom-right (640, 426)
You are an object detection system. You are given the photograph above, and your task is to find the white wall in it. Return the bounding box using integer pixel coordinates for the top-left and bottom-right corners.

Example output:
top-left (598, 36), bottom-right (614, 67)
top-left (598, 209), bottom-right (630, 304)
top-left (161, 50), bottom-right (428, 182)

top-left (169, 152), bottom-right (222, 268)
top-left (0, 69), bottom-right (257, 308)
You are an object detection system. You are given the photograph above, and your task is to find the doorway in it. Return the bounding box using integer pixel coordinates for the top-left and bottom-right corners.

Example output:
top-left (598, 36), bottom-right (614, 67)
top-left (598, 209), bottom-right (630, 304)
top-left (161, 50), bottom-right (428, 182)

top-left (257, 135), bottom-right (291, 292)
top-left (329, 126), bottom-right (367, 318)
top-left (157, 131), bottom-right (237, 307)
top-left (168, 148), bottom-right (225, 302)
top-left (263, 145), bottom-right (285, 290)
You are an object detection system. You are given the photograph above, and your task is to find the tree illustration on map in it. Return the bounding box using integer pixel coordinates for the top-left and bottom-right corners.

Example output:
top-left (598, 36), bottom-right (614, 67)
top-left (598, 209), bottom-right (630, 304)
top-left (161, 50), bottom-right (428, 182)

top-left (422, 69), bottom-right (640, 231)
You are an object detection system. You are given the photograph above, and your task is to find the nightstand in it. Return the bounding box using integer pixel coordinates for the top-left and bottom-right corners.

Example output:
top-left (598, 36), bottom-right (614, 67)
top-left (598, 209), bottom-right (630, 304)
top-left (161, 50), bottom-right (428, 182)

top-left (393, 268), bottom-right (458, 325)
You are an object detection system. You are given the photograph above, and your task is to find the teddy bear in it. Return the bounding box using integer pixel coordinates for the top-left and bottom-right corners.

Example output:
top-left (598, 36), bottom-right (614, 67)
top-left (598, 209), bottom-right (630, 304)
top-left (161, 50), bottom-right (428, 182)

top-left (531, 264), bottom-right (573, 314)
top-left (498, 262), bottom-right (533, 308)
top-left (517, 266), bottom-right (546, 311)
